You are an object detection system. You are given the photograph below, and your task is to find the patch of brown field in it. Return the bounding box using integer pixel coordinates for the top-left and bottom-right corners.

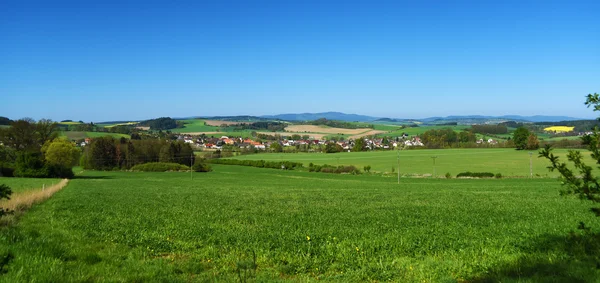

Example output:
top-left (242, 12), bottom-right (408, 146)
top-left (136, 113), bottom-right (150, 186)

top-left (257, 132), bottom-right (327, 139)
top-left (204, 120), bottom-right (246, 126)
top-left (285, 125), bottom-right (369, 135)
top-left (0, 179), bottom-right (69, 225)
top-left (135, 126), bottom-right (150, 130)
top-left (350, 130), bottom-right (387, 139)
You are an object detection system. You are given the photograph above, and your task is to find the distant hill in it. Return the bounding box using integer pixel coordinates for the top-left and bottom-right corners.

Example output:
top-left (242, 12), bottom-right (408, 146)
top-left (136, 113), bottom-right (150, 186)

top-left (420, 115), bottom-right (583, 123)
top-left (190, 115), bottom-right (274, 122)
top-left (261, 112), bottom-right (379, 122)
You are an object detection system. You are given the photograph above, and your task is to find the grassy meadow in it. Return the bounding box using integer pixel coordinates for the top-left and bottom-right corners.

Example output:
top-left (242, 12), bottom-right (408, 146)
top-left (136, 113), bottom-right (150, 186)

top-left (170, 119), bottom-right (219, 133)
top-left (0, 165), bottom-right (598, 282)
top-left (61, 131), bottom-right (130, 140)
top-left (230, 148), bottom-right (598, 177)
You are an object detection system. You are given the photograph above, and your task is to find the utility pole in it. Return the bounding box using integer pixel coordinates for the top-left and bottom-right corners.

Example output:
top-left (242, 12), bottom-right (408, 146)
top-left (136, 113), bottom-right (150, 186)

top-left (431, 156), bottom-right (438, 178)
top-left (397, 150), bottom-right (400, 184)
top-left (529, 152), bottom-right (533, 178)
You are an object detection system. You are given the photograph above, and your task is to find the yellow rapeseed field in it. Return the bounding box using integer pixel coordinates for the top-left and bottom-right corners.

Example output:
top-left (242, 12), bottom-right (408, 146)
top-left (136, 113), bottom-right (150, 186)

top-left (544, 126), bottom-right (574, 132)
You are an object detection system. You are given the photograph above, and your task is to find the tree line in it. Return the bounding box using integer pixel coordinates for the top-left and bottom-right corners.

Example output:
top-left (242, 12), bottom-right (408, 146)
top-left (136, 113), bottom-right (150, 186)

top-left (80, 137), bottom-right (195, 170)
top-left (0, 118), bottom-right (77, 178)
top-left (307, 118), bottom-right (373, 129)
top-left (138, 117), bottom-right (183, 130)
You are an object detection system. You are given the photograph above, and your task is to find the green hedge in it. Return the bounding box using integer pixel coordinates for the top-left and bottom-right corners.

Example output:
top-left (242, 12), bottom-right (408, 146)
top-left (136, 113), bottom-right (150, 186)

top-left (208, 159), bottom-right (303, 170)
top-left (192, 159), bottom-right (212, 172)
top-left (308, 163), bottom-right (361, 175)
top-left (130, 162), bottom-right (190, 172)
top-left (456, 172), bottom-right (495, 178)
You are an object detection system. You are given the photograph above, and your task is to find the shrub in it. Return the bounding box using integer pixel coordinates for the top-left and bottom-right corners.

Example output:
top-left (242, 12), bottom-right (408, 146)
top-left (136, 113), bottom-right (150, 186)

top-left (456, 172), bottom-right (495, 178)
top-left (308, 163), bottom-right (360, 174)
top-left (130, 162), bottom-right (190, 172)
top-left (445, 172), bottom-right (452, 179)
top-left (0, 184), bottom-right (12, 218)
top-left (363, 165), bottom-right (371, 173)
top-left (193, 159), bottom-right (212, 172)
top-left (495, 173), bottom-right (502, 179)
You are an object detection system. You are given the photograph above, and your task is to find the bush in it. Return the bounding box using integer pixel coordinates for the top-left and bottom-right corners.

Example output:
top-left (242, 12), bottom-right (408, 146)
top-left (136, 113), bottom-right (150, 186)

top-left (495, 173), bottom-right (502, 179)
top-left (445, 172), bottom-right (452, 179)
top-left (46, 164), bottom-right (74, 178)
top-left (193, 159), bottom-right (212, 172)
top-left (308, 163), bottom-right (360, 175)
top-left (0, 166), bottom-right (14, 177)
top-left (363, 165), bottom-right (371, 173)
top-left (0, 184), bottom-right (12, 218)
top-left (456, 172), bottom-right (495, 178)
top-left (130, 162), bottom-right (190, 172)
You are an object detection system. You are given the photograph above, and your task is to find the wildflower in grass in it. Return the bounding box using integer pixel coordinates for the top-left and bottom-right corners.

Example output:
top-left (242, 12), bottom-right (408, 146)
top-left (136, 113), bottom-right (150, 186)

top-left (306, 235), bottom-right (310, 241)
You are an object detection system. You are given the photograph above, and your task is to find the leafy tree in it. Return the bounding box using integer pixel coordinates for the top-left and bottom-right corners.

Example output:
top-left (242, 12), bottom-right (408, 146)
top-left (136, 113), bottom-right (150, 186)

top-left (526, 133), bottom-right (540, 150)
top-left (352, 138), bottom-right (365, 152)
top-left (43, 139), bottom-right (80, 168)
top-left (13, 152), bottom-right (48, 178)
top-left (35, 119), bottom-right (60, 147)
top-left (159, 143), bottom-right (176, 163)
top-left (86, 136), bottom-right (117, 170)
top-left (0, 184), bottom-right (12, 218)
top-left (323, 143), bottom-right (343, 153)
top-left (0, 118), bottom-right (59, 152)
top-left (0, 145), bottom-right (16, 177)
top-left (512, 127), bottom-right (530, 150)
top-left (270, 142), bottom-right (283, 153)
top-left (540, 93), bottom-right (600, 225)
top-left (458, 130), bottom-right (477, 143)
top-left (0, 119), bottom-right (37, 151)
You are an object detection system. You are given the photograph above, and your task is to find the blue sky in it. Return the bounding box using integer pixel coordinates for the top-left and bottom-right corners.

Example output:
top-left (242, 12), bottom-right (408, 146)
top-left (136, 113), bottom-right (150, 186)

top-left (1, 0), bottom-right (598, 122)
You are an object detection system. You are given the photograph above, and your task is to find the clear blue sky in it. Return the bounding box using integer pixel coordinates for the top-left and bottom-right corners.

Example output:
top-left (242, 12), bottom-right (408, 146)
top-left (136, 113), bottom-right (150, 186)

top-left (1, 0), bottom-right (599, 122)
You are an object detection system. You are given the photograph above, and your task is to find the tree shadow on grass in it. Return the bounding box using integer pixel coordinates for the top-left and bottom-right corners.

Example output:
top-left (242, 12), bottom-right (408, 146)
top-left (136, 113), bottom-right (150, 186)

top-left (470, 231), bottom-right (600, 283)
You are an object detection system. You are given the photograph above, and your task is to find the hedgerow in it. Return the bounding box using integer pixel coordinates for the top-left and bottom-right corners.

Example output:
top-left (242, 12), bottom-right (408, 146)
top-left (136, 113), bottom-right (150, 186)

top-left (208, 159), bottom-right (303, 170)
top-left (456, 172), bottom-right (495, 178)
top-left (130, 162), bottom-right (189, 172)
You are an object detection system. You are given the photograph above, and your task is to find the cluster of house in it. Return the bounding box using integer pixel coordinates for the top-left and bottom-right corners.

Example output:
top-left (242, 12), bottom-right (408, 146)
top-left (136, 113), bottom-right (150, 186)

top-left (176, 135), bottom-right (426, 150)
top-left (476, 138), bottom-right (498, 145)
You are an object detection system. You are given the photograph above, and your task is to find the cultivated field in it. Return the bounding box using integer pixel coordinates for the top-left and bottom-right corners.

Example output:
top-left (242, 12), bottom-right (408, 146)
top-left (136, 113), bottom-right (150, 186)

top-left (544, 126), bottom-right (575, 133)
top-left (0, 166), bottom-right (598, 281)
top-left (204, 120), bottom-right (245, 126)
top-left (285, 125), bottom-right (369, 135)
top-left (231, 148), bottom-right (598, 177)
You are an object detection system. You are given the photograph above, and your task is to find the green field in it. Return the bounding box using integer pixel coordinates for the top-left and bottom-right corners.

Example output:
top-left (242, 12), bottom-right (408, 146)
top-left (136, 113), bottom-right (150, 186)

top-left (0, 177), bottom-right (62, 193)
top-left (230, 148), bottom-right (598, 177)
top-left (0, 166), bottom-right (598, 281)
top-left (61, 131), bottom-right (130, 140)
top-left (170, 119), bottom-right (219, 133)
top-left (58, 121), bottom-right (82, 125)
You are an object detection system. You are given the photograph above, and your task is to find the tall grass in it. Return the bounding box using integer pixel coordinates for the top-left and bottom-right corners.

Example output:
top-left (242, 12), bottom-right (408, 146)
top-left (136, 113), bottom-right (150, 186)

top-left (0, 179), bottom-right (68, 225)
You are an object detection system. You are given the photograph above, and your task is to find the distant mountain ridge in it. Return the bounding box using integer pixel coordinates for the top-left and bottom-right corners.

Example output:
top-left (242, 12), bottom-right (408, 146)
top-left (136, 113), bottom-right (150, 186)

top-left (261, 112), bottom-right (585, 123)
top-left (260, 112), bottom-right (378, 122)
